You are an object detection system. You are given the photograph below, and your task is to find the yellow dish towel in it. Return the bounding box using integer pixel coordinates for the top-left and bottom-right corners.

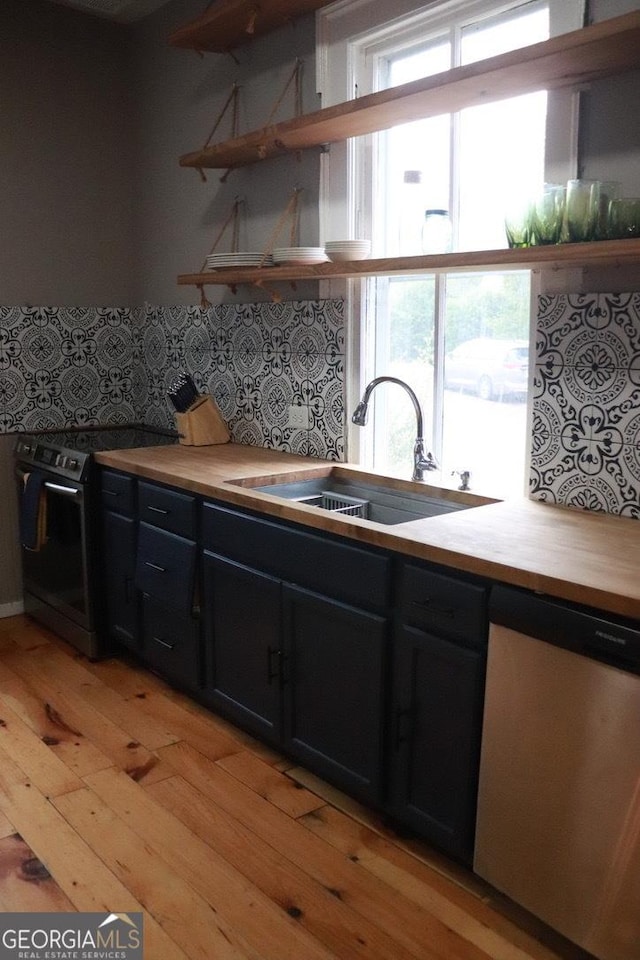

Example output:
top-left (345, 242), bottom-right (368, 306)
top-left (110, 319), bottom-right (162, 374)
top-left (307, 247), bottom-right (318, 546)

top-left (21, 471), bottom-right (48, 552)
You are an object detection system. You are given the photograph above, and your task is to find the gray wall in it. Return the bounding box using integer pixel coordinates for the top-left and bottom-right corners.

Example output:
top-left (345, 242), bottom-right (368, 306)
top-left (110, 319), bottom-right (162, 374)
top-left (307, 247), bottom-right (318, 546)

top-left (129, 0), bottom-right (322, 305)
top-left (0, 0), bottom-right (135, 305)
top-left (1, 0), bottom-right (136, 611)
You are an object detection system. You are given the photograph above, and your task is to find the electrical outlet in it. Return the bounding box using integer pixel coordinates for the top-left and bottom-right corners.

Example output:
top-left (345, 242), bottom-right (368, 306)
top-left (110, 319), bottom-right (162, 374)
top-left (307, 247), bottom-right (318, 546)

top-left (288, 404), bottom-right (310, 429)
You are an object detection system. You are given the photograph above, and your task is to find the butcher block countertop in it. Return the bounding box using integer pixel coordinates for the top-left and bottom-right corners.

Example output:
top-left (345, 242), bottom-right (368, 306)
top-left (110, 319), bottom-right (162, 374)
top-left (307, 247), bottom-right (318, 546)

top-left (95, 442), bottom-right (640, 620)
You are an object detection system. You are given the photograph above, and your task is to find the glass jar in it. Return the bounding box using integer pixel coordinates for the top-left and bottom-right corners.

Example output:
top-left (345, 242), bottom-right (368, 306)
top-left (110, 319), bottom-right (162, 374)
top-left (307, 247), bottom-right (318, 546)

top-left (422, 209), bottom-right (453, 254)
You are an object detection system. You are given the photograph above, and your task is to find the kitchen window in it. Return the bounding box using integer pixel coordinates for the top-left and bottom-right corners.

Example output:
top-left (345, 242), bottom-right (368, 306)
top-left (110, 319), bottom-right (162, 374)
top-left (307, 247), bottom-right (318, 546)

top-left (318, 0), bottom-right (584, 498)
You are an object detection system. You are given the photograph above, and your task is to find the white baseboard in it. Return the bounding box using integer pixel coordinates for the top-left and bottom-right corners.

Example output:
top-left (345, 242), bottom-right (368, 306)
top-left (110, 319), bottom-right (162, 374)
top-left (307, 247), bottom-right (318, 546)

top-left (0, 600), bottom-right (24, 619)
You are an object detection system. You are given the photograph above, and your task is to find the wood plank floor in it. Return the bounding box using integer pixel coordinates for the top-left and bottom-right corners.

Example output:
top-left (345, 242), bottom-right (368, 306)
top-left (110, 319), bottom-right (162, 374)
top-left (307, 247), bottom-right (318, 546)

top-left (0, 615), bottom-right (592, 960)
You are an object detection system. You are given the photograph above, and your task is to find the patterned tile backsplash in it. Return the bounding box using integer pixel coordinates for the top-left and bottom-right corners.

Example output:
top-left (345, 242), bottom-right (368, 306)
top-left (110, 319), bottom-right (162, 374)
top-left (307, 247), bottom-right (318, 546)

top-left (5, 294), bottom-right (640, 513)
top-left (0, 299), bottom-right (345, 460)
top-left (531, 292), bottom-right (640, 517)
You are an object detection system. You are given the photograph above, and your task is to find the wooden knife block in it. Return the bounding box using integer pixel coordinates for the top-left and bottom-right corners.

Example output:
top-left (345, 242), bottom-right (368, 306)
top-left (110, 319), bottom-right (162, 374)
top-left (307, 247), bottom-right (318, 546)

top-left (174, 395), bottom-right (230, 446)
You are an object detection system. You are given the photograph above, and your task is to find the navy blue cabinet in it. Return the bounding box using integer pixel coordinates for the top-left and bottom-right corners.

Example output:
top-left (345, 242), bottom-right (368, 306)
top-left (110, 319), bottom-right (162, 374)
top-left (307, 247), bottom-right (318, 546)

top-left (203, 553), bottom-right (283, 744)
top-left (100, 477), bottom-right (488, 860)
top-left (134, 484), bottom-right (201, 692)
top-left (100, 471), bottom-right (138, 651)
top-left (389, 562), bottom-right (488, 863)
top-left (389, 624), bottom-right (485, 862)
top-left (283, 584), bottom-right (388, 803)
top-left (202, 501), bottom-right (391, 803)
top-left (100, 472), bottom-right (202, 692)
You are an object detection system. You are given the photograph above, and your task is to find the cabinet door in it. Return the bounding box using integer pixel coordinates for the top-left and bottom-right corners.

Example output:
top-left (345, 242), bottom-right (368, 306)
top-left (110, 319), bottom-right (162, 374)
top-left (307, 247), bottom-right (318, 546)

top-left (102, 511), bottom-right (138, 650)
top-left (390, 624), bottom-right (485, 863)
top-left (282, 584), bottom-right (388, 804)
top-left (203, 552), bottom-right (282, 744)
top-left (135, 523), bottom-right (197, 616)
top-left (142, 597), bottom-right (201, 691)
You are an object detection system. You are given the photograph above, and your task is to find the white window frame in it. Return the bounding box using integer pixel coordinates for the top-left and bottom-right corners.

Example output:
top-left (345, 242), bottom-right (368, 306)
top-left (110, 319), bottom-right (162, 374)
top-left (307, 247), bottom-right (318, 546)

top-left (317, 0), bottom-right (585, 468)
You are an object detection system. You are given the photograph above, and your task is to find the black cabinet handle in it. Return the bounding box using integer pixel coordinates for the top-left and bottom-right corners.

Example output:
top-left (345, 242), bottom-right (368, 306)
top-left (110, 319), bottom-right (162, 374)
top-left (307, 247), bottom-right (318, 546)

top-left (103, 489), bottom-right (119, 497)
top-left (394, 706), bottom-right (413, 750)
top-left (144, 560), bottom-right (166, 572)
top-left (147, 505), bottom-right (169, 515)
top-left (267, 646), bottom-right (281, 684)
top-left (153, 636), bottom-right (175, 650)
top-left (411, 597), bottom-right (455, 618)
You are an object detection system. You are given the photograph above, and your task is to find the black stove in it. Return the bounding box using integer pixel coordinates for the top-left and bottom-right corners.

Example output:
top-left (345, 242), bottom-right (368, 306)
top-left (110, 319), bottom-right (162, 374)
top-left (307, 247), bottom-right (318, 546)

top-left (14, 423), bottom-right (179, 659)
top-left (14, 424), bottom-right (178, 482)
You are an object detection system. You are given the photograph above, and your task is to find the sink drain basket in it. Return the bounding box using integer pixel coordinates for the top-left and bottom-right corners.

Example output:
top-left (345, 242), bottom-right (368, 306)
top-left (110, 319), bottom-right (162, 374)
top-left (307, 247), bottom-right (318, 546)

top-left (295, 491), bottom-right (370, 518)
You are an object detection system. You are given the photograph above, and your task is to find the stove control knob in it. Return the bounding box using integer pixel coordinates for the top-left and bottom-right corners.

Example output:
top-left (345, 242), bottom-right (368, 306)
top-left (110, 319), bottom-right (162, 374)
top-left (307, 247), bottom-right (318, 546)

top-left (67, 458), bottom-right (79, 471)
top-left (55, 454), bottom-right (66, 468)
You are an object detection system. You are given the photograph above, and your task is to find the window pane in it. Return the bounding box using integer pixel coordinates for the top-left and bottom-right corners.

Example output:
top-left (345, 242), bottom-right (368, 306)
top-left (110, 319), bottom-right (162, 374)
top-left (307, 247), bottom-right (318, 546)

top-left (388, 38), bottom-right (451, 86)
top-left (383, 115), bottom-right (451, 257)
top-left (380, 40), bottom-right (452, 256)
top-left (358, 1), bottom-right (551, 499)
top-left (458, 91), bottom-right (547, 251)
top-left (460, 3), bottom-right (548, 64)
top-left (370, 277), bottom-right (436, 477)
top-left (442, 272), bottom-right (530, 497)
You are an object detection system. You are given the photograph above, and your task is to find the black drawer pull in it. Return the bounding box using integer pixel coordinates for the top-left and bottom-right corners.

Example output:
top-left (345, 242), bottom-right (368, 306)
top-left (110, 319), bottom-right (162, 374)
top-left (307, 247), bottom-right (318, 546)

top-left (412, 597), bottom-right (455, 618)
top-left (147, 505), bottom-right (170, 515)
top-left (103, 489), bottom-right (119, 497)
top-left (144, 560), bottom-right (166, 572)
top-left (153, 636), bottom-right (175, 650)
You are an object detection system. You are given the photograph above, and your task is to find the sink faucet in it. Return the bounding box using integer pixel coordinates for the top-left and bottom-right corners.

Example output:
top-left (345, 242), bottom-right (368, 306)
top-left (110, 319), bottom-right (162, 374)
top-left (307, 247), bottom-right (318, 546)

top-left (351, 376), bottom-right (438, 482)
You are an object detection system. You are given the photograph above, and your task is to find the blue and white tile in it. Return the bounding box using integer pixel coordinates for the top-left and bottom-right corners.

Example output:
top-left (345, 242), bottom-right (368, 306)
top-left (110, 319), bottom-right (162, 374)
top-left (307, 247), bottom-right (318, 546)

top-left (596, 382), bottom-right (640, 441)
top-left (531, 379), bottom-right (582, 439)
top-left (529, 460), bottom-right (596, 510)
top-left (262, 329), bottom-right (293, 377)
top-left (536, 293), bottom-right (600, 354)
top-left (183, 320), bottom-right (212, 372)
top-left (598, 292), bottom-right (640, 354)
top-left (204, 369), bottom-right (237, 422)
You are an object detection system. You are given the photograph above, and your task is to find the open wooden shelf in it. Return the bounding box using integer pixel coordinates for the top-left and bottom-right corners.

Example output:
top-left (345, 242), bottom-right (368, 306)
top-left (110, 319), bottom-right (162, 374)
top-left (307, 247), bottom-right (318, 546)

top-left (169, 0), bottom-right (335, 53)
top-left (178, 239), bottom-right (640, 289)
top-left (179, 10), bottom-right (640, 171)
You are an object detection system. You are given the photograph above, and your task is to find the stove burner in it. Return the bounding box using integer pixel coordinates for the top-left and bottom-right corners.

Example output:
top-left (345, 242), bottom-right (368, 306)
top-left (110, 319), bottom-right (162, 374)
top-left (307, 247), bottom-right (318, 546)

top-left (14, 423), bottom-right (179, 482)
top-left (28, 425), bottom-right (178, 452)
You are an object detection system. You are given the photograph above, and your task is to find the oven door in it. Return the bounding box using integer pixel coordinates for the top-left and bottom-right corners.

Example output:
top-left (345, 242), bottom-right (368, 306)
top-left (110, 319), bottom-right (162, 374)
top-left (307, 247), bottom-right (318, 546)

top-left (16, 465), bottom-right (92, 631)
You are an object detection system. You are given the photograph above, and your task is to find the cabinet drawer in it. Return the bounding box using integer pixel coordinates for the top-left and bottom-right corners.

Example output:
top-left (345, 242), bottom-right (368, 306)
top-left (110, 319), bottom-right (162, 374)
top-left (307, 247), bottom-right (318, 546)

top-left (138, 481), bottom-right (196, 538)
top-left (101, 470), bottom-right (135, 516)
top-left (203, 502), bottom-right (391, 611)
top-left (399, 563), bottom-right (488, 648)
top-left (142, 599), bottom-right (201, 689)
top-left (135, 523), bottom-right (196, 614)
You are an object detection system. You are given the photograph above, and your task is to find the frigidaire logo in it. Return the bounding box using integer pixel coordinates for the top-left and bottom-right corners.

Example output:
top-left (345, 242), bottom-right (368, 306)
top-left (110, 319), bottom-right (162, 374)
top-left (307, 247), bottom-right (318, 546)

top-left (0, 912), bottom-right (143, 960)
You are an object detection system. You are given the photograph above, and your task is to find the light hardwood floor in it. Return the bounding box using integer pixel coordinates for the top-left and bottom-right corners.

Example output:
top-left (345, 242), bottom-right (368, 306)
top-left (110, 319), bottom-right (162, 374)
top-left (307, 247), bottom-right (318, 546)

top-left (0, 615), bottom-right (591, 960)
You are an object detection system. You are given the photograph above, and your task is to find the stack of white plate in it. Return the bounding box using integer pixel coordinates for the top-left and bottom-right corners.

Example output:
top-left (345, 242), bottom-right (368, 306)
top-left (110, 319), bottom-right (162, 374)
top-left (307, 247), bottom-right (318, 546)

top-left (206, 252), bottom-right (273, 270)
top-left (272, 247), bottom-right (328, 265)
top-left (324, 240), bottom-right (371, 262)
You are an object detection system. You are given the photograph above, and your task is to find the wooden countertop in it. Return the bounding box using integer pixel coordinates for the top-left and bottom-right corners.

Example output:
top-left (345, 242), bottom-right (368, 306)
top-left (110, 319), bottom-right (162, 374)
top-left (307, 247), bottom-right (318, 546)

top-left (95, 442), bottom-right (640, 620)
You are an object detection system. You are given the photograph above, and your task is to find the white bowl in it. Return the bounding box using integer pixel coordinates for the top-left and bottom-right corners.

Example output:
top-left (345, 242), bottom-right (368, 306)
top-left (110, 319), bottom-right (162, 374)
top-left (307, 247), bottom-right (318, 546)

top-left (325, 239), bottom-right (370, 247)
top-left (324, 240), bottom-right (371, 261)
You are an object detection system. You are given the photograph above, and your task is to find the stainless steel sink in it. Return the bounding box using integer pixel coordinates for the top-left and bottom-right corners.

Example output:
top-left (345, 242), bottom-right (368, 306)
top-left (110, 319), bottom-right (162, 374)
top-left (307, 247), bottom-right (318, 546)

top-left (242, 473), bottom-right (476, 525)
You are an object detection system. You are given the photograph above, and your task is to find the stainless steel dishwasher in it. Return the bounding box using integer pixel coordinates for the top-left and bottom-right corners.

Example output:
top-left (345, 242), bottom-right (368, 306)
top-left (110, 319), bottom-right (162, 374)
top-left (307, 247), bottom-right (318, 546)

top-left (474, 585), bottom-right (640, 960)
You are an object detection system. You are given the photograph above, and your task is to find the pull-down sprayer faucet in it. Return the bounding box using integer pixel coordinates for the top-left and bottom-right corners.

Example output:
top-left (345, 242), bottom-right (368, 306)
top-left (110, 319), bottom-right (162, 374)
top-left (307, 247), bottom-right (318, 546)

top-left (351, 376), bottom-right (438, 482)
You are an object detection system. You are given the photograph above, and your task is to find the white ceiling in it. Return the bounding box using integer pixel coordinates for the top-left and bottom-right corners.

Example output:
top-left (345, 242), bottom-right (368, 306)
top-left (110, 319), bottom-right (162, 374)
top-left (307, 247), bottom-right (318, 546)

top-left (44, 0), bottom-right (173, 23)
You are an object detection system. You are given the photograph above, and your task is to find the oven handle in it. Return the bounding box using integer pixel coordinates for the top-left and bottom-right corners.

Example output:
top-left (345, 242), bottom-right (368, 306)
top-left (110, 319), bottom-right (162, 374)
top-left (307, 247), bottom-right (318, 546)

top-left (44, 481), bottom-right (82, 500)
top-left (16, 466), bottom-right (82, 501)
